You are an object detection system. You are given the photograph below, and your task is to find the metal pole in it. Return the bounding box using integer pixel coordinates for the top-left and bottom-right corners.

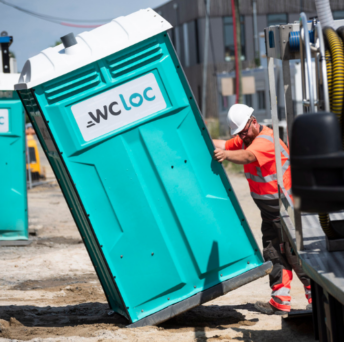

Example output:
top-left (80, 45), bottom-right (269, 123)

top-left (282, 60), bottom-right (294, 145)
top-left (252, 0), bottom-right (259, 66)
top-left (300, 12), bottom-right (315, 113)
top-left (314, 22), bottom-right (330, 112)
top-left (26, 134), bottom-right (32, 189)
top-left (231, 0), bottom-right (239, 103)
top-left (272, 57), bottom-right (304, 251)
top-left (201, 0), bottom-right (211, 117)
top-left (1, 43), bottom-right (10, 73)
top-left (0, 42), bottom-right (3, 72)
top-left (268, 57), bottom-right (284, 187)
top-left (234, 0), bottom-right (242, 103)
top-left (281, 60), bottom-right (304, 251)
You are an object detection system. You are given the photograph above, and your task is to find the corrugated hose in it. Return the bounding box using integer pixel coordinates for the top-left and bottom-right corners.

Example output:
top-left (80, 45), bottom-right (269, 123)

top-left (318, 27), bottom-right (344, 239)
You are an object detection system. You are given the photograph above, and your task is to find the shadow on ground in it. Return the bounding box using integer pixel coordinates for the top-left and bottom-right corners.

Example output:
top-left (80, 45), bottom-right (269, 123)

top-left (0, 302), bottom-right (126, 340)
top-left (231, 315), bottom-right (314, 342)
top-left (0, 301), bottom-right (314, 341)
top-left (160, 304), bottom-right (258, 329)
top-left (0, 302), bottom-right (257, 340)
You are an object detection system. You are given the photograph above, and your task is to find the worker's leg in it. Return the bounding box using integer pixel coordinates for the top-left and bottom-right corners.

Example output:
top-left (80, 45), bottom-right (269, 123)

top-left (262, 220), bottom-right (293, 312)
top-left (284, 240), bottom-right (312, 304)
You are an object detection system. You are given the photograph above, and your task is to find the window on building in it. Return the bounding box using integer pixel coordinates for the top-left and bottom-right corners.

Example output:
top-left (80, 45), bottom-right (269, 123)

top-left (223, 16), bottom-right (245, 62)
top-left (333, 11), bottom-right (344, 20)
top-left (244, 94), bottom-right (253, 107)
top-left (195, 19), bottom-right (201, 64)
top-left (257, 91), bottom-right (266, 110)
top-left (174, 26), bottom-right (181, 58)
top-left (178, 21), bottom-right (200, 67)
top-left (267, 14), bottom-right (288, 27)
top-left (183, 23), bottom-right (190, 67)
top-left (221, 95), bottom-right (230, 112)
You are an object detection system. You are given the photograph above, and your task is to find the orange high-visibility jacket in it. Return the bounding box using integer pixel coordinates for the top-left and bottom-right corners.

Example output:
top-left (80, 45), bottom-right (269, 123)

top-left (225, 126), bottom-right (291, 201)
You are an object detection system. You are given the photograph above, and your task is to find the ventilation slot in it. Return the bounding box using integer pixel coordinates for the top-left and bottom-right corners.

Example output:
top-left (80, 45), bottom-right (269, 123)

top-left (44, 66), bottom-right (101, 104)
top-left (107, 41), bottom-right (163, 78)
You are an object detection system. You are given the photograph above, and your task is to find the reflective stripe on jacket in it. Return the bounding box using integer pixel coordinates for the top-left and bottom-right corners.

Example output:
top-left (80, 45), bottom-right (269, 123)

top-left (225, 126), bottom-right (291, 202)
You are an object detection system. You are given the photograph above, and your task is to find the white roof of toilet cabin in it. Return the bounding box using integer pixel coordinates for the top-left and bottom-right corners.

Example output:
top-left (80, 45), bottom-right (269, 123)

top-left (0, 73), bottom-right (20, 91)
top-left (15, 8), bottom-right (172, 90)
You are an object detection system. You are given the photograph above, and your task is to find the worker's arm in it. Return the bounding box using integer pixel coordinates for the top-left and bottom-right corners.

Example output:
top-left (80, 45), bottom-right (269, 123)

top-left (212, 139), bottom-right (226, 149)
top-left (213, 148), bottom-right (257, 165)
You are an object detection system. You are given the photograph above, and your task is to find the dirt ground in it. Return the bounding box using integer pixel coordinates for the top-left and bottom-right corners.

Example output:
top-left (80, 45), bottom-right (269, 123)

top-left (0, 145), bottom-right (314, 342)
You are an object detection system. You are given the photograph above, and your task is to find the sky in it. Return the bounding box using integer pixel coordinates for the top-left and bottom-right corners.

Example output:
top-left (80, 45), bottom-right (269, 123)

top-left (0, 0), bottom-right (168, 71)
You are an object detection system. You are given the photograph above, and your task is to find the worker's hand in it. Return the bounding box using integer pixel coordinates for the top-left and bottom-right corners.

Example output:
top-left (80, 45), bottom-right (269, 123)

top-left (213, 148), bottom-right (227, 162)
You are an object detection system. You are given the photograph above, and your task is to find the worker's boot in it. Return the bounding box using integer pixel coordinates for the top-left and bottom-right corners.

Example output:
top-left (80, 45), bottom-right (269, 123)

top-left (254, 301), bottom-right (288, 316)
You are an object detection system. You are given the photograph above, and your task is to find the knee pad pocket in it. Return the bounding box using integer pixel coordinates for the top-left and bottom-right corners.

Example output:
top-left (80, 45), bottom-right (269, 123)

top-left (263, 241), bottom-right (280, 262)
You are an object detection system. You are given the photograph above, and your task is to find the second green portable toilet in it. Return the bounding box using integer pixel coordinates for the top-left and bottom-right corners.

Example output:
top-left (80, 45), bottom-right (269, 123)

top-left (0, 72), bottom-right (28, 244)
top-left (15, 8), bottom-right (271, 326)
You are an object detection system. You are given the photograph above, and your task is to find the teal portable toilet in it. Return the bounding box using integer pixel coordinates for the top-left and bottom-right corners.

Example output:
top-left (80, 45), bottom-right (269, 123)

top-left (0, 72), bottom-right (28, 244)
top-left (15, 9), bottom-right (271, 326)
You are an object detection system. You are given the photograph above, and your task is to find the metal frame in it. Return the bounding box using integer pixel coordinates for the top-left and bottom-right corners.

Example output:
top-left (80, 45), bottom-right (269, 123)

top-left (268, 57), bottom-right (284, 188)
top-left (300, 13), bottom-right (315, 114)
top-left (265, 21), bottom-right (308, 251)
top-left (313, 22), bottom-right (330, 113)
top-left (265, 13), bottom-right (330, 252)
top-left (266, 13), bottom-right (344, 341)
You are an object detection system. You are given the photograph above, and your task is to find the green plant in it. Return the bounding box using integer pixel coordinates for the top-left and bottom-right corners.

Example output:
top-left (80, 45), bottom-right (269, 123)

top-left (223, 160), bottom-right (244, 174)
top-left (206, 118), bottom-right (220, 139)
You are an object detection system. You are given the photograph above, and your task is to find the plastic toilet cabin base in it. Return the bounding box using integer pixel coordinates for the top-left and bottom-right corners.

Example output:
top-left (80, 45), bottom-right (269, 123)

top-left (127, 261), bottom-right (272, 327)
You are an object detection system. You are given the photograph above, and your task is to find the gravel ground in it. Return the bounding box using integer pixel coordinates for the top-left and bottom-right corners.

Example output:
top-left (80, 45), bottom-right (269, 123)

top-left (0, 146), bottom-right (314, 342)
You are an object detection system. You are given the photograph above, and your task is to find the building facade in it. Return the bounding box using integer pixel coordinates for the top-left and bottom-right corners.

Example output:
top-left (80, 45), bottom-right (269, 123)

top-left (154, 0), bottom-right (344, 119)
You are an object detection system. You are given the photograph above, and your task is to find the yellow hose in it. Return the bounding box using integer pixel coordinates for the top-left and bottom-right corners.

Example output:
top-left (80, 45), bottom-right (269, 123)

top-left (337, 26), bottom-right (344, 152)
top-left (324, 27), bottom-right (344, 123)
top-left (318, 213), bottom-right (338, 239)
top-left (325, 50), bottom-right (332, 100)
top-left (319, 27), bottom-right (344, 239)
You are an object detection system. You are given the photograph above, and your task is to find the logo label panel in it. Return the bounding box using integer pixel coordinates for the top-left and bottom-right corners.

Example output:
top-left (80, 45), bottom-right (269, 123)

top-left (0, 109), bottom-right (9, 133)
top-left (71, 73), bottom-right (167, 142)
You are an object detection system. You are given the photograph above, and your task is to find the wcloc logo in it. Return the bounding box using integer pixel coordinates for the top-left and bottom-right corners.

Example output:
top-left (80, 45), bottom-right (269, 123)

top-left (72, 73), bottom-right (166, 142)
top-left (86, 86), bottom-right (156, 128)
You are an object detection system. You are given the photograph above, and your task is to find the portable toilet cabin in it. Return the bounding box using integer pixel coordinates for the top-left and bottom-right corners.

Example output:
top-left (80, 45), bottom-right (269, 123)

top-left (0, 73), bottom-right (28, 244)
top-left (15, 9), bottom-right (271, 326)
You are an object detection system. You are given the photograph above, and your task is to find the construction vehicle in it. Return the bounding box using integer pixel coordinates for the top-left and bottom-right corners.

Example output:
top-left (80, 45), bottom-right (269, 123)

top-left (26, 133), bottom-right (42, 182)
top-left (265, 1), bottom-right (344, 340)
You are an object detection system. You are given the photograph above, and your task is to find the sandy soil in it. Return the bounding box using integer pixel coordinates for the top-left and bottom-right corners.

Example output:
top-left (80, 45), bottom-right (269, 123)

top-left (0, 150), bottom-right (314, 342)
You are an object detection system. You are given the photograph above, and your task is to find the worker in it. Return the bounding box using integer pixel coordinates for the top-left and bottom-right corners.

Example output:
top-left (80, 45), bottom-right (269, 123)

top-left (213, 104), bottom-right (312, 315)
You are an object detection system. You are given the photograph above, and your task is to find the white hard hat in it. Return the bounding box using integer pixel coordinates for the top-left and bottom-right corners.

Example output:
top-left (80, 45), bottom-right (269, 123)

top-left (227, 104), bottom-right (254, 135)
